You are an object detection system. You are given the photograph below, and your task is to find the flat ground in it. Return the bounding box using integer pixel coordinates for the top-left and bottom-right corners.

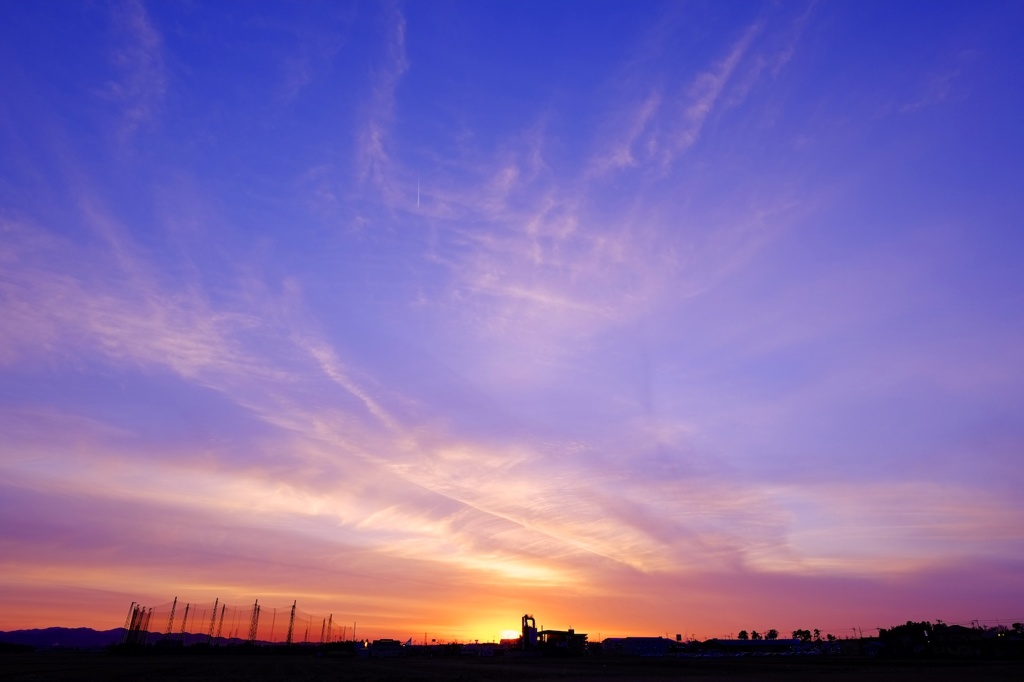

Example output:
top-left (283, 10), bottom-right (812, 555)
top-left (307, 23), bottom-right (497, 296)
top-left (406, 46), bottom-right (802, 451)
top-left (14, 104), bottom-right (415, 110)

top-left (3, 652), bottom-right (1023, 681)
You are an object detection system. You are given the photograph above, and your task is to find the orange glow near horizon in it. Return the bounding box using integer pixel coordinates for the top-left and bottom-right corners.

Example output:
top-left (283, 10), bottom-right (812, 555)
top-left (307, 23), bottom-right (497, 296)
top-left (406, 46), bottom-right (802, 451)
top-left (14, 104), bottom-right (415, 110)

top-left (2, 560), bottom-right (1022, 643)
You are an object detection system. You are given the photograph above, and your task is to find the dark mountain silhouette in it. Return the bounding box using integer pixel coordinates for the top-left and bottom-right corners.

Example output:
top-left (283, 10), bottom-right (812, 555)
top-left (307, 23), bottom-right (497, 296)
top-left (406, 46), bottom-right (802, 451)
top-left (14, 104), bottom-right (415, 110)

top-left (0, 627), bottom-right (258, 650)
top-left (0, 627), bottom-right (124, 649)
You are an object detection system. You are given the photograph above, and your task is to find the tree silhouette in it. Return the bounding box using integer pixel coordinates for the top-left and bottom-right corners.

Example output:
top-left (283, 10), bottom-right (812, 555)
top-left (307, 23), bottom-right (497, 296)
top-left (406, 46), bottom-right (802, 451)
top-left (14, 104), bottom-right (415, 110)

top-left (813, 628), bottom-right (821, 641)
top-left (751, 630), bottom-right (763, 640)
top-left (792, 629), bottom-right (812, 642)
top-left (766, 629), bottom-right (778, 640)
top-left (737, 630), bottom-right (749, 640)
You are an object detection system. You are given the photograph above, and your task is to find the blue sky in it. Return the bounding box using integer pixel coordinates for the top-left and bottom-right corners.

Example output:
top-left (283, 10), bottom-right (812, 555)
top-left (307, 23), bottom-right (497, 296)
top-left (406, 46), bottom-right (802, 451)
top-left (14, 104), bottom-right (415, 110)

top-left (1, 1), bottom-right (1023, 639)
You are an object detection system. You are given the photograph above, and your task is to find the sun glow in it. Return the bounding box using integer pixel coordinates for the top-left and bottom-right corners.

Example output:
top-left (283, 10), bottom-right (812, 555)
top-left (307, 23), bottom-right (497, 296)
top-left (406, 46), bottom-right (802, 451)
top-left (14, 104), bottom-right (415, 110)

top-left (500, 629), bottom-right (521, 640)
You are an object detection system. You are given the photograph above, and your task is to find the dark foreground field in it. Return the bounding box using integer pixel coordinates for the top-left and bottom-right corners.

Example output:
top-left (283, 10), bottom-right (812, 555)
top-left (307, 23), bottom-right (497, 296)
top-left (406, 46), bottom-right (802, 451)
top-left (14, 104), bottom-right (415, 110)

top-left (4, 652), bottom-right (1024, 682)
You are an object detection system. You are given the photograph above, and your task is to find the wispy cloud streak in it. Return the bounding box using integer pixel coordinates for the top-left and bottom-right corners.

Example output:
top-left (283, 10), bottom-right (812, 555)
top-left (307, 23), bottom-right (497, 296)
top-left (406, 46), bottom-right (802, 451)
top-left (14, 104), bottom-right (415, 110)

top-left (356, 1), bottom-right (408, 196)
top-left (103, 0), bottom-right (166, 139)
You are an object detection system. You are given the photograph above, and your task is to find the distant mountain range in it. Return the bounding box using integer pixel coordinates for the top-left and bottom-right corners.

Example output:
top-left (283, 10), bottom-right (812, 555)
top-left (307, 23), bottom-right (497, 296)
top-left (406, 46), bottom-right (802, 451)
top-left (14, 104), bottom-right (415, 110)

top-left (0, 627), bottom-right (257, 649)
top-left (0, 627), bottom-right (125, 649)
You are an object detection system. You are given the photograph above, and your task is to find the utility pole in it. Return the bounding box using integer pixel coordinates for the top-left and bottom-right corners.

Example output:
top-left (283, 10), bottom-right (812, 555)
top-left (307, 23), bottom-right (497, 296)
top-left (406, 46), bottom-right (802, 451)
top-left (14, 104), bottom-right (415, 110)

top-left (207, 598), bottom-right (219, 643)
top-left (216, 604), bottom-right (226, 644)
top-left (247, 600), bottom-right (260, 644)
top-left (180, 603), bottom-right (190, 642)
top-left (286, 601), bottom-right (297, 645)
top-left (165, 597), bottom-right (178, 637)
top-left (120, 603), bottom-right (137, 645)
top-left (120, 601), bottom-right (136, 644)
top-left (138, 607), bottom-right (154, 645)
top-left (128, 606), bottom-right (153, 646)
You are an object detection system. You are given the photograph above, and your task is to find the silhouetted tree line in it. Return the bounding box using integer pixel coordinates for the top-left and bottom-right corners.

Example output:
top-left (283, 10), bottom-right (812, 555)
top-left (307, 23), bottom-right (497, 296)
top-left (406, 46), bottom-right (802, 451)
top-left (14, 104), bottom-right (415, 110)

top-left (735, 628), bottom-right (838, 642)
top-left (736, 629), bottom-right (779, 640)
top-left (878, 620), bottom-right (1024, 659)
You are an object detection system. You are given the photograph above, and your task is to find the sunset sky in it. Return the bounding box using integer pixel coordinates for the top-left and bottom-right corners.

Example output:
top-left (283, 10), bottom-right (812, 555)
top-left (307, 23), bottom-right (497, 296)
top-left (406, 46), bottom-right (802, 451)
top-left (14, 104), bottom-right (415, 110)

top-left (2, 1), bottom-right (1023, 642)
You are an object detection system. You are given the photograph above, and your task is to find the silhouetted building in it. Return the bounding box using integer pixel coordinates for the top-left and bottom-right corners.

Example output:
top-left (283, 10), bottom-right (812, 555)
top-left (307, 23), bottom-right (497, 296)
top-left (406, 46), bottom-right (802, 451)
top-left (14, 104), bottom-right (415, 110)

top-left (369, 638), bottom-right (404, 657)
top-left (601, 636), bottom-right (680, 656)
top-left (539, 628), bottom-right (587, 656)
top-left (702, 638), bottom-right (803, 654)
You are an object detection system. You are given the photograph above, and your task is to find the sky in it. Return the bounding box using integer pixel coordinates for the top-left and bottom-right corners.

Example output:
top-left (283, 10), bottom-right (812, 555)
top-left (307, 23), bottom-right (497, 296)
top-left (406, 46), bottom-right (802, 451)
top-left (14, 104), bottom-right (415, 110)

top-left (1, 0), bottom-right (1023, 642)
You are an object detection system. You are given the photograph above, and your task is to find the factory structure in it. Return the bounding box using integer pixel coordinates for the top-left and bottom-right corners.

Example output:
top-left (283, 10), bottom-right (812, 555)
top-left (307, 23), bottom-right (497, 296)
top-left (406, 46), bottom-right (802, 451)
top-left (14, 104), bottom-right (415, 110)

top-left (512, 613), bottom-right (588, 656)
